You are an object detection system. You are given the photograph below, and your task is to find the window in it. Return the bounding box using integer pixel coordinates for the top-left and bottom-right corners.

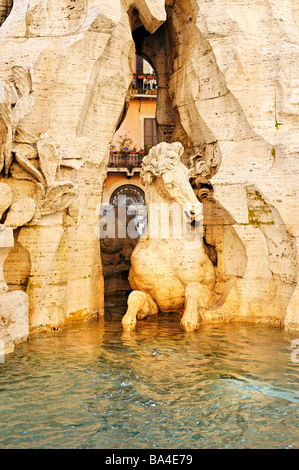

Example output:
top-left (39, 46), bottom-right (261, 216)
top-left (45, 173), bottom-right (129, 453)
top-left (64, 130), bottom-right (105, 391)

top-left (144, 118), bottom-right (158, 147)
top-left (136, 55), bottom-right (144, 74)
top-left (110, 184), bottom-right (145, 207)
top-left (109, 184), bottom-right (147, 235)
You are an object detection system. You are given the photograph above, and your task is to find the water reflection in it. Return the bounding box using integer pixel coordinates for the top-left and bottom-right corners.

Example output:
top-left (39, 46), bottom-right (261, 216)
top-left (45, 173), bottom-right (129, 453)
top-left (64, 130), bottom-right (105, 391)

top-left (0, 315), bottom-right (298, 449)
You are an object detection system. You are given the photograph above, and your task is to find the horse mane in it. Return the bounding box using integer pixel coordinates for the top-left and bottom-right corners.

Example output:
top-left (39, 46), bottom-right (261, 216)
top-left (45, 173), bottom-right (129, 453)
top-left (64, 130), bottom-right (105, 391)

top-left (140, 142), bottom-right (184, 185)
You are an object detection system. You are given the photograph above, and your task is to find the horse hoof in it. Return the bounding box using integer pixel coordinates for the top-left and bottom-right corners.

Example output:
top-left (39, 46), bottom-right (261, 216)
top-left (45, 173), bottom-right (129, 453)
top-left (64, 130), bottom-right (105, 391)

top-left (180, 319), bottom-right (198, 333)
top-left (122, 315), bottom-right (137, 331)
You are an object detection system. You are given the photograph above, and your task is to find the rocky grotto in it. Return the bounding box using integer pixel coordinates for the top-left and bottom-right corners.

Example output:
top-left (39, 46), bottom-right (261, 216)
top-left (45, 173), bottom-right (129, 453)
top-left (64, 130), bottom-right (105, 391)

top-left (0, 0), bottom-right (298, 355)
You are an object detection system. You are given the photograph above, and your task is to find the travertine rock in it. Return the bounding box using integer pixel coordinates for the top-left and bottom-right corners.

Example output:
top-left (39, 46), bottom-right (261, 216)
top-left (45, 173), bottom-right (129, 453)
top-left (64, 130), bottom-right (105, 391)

top-left (134, 0), bottom-right (167, 34)
top-left (164, 0), bottom-right (299, 328)
top-left (0, 224), bottom-right (13, 292)
top-left (0, 181), bottom-right (12, 218)
top-left (0, 290), bottom-right (29, 354)
top-left (0, 0), bottom-right (298, 333)
top-left (0, 222), bottom-right (29, 354)
top-left (4, 197), bottom-right (36, 229)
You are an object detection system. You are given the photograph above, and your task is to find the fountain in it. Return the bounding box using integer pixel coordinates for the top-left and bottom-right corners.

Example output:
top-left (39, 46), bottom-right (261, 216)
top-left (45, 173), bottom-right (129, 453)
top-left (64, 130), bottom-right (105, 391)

top-left (0, 0), bottom-right (298, 451)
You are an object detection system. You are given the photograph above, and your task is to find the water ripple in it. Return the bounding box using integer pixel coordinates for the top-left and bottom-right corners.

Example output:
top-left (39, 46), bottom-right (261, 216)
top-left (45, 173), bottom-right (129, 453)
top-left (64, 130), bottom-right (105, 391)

top-left (0, 317), bottom-right (298, 448)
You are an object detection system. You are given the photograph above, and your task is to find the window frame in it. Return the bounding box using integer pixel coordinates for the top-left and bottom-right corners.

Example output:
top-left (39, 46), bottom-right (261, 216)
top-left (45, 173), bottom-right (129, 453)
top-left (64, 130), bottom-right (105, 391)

top-left (139, 114), bottom-right (157, 149)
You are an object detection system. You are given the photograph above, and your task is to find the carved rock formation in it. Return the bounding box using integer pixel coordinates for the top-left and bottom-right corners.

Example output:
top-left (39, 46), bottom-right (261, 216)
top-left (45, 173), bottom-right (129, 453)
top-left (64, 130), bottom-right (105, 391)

top-left (0, 181), bottom-right (12, 217)
top-left (0, 0), bottom-right (297, 340)
top-left (122, 142), bottom-right (215, 332)
top-left (0, 224), bottom-right (29, 354)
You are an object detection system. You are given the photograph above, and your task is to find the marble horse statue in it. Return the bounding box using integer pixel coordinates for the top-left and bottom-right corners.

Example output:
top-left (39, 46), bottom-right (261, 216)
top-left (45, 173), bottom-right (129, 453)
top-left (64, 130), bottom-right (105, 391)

top-left (122, 142), bottom-right (215, 332)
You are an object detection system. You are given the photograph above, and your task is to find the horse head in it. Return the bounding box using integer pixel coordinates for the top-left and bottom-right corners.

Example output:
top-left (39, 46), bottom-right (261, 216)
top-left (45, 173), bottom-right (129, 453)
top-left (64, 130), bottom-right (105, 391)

top-left (140, 142), bottom-right (202, 222)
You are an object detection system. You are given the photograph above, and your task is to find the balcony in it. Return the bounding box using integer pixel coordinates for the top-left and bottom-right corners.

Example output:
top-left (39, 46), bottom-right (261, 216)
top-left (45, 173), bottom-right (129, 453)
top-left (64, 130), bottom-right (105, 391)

top-left (131, 89), bottom-right (157, 97)
top-left (108, 152), bottom-right (145, 176)
top-left (131, 73), bottom-right (157, 98)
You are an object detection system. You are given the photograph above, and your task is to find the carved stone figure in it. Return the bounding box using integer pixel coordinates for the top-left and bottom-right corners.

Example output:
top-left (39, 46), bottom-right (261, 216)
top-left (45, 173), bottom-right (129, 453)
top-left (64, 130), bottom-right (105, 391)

top-left (0, 65), bottom-right (34, 176)
top-left (189, 153), bottom-right (219, 187)
top-left (0, 67), bottom-right (78, 220)
top-left (0, 0), bottom-right (298, 335)
top-left (121, 142), bottom-right (215, 332)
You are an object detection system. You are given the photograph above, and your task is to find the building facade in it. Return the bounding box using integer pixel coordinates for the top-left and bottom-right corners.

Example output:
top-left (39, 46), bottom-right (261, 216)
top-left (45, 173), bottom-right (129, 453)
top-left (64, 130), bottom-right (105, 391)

top-left (101, 56), bottom-right (157, 307)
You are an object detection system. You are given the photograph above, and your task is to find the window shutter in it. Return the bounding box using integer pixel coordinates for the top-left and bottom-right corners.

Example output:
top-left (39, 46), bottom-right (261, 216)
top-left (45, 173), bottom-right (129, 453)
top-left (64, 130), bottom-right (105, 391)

top-left (144, 118), bottom-right (158, 147)
top-left (136, 56), bottom-right (144, 74)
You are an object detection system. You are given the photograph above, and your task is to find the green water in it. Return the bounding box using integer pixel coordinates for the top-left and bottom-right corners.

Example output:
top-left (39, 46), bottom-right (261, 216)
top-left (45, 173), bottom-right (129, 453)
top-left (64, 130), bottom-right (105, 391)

top-left (0, 314), bottom-right (298, 449)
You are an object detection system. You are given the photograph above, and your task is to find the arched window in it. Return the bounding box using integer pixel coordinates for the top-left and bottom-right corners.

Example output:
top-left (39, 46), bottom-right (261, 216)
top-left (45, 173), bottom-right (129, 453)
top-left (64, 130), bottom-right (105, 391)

top-left (110, 184), bottom-right (145, 206)
top-left (109, 184), bottom-right (147, 235)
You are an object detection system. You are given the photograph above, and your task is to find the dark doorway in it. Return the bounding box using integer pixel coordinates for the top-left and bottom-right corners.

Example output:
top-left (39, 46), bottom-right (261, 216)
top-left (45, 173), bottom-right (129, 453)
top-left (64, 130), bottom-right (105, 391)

top-left (100, 184), bottom-right (147, 318)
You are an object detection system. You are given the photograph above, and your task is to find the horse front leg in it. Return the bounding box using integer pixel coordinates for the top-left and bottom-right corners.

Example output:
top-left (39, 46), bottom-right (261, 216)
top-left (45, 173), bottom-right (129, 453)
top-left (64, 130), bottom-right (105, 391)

top-left (122, 291), bottom-right (158, 331)
top-left (180, 282), bottom-right (210, 332)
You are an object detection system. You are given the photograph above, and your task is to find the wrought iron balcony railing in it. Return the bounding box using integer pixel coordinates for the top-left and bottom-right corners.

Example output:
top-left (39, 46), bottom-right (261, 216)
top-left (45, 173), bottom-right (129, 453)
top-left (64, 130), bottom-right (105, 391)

top-left (108, 153), bottom-right (144, 169)
top-left (131, 88), bottom-right (157, 96)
